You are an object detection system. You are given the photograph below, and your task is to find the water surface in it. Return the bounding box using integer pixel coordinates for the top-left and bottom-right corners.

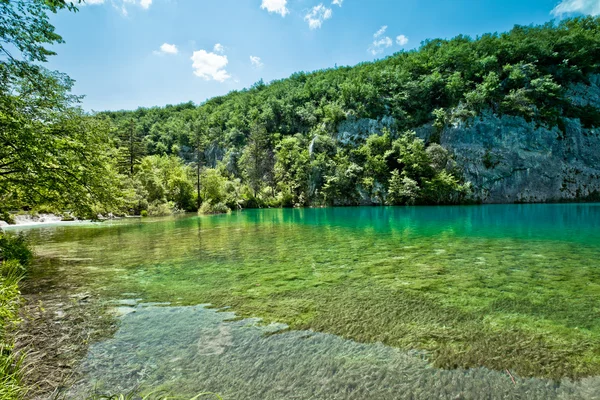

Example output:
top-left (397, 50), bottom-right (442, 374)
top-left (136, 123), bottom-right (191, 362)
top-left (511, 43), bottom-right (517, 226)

top-left (17, 205), bottom-right (600, 398)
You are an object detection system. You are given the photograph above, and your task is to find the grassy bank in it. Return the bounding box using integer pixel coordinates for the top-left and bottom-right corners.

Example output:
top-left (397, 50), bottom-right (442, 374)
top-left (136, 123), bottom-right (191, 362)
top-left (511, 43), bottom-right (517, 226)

top-left (0, 233), bottom-right (32, 399)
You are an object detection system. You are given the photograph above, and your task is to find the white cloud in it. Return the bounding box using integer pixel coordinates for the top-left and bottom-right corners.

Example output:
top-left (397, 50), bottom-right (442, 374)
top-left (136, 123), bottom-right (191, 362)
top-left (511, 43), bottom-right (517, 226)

top-left (369, 26), bottom-right (393, 55)
top-left (369, 37), bottom-right (392, 55)
top-left (82, 0), bottom-right (151, 14)
top-left (213, 43), bottom-right (225, 54)
top-left (155, 43), bottom-right (178, 55)
top-left (261, 0), bottom-right (289, 16)
top-left (305, 4), bottom-right (333, 29)
top-left (551, 0), bottom-right (600, 16)
top-left (332, 0), bottom-right (343, 6)
top-left (191, 50), bottom-right (231, 82)
top-left (396, 35), bottom-right (409, 46)
top-left (250, 55), bottom-right (264, 68)
top-left (374, 25), bottom-right (388, 38)
top-left (116, 4), bottom-right (128, 16)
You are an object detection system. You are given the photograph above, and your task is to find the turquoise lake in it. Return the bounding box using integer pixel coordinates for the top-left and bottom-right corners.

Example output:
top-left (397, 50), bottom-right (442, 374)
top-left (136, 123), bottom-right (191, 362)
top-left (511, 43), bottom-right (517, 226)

top-left (13, 204), bottom-right (600, 399)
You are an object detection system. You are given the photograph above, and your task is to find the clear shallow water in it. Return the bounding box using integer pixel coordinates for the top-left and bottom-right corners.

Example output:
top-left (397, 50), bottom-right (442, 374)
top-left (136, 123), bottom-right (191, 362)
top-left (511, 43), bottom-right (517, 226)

top-left (68, 304), bottom-right (598, 400)
top-left (16, 205), bottom-right (600, 398)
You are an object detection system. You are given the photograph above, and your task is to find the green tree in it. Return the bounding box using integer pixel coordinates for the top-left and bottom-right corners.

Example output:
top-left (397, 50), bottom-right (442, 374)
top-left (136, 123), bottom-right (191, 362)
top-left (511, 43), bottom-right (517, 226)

top-left (239, 122), bottom-right (271, 198)
top-left (274, 136), bottom-right (310, 206)
top-left (0, 0), bottom-right (120, 216)
top-left (387, 170), bottom-right (420, 206)
top-left (117, 119), bottom-right (145, 176)
top-left (189, 112), bottom-right (209, 209)
top-left (322, 156), bottom-right (362, 205)
top-left (135, 155), bottom-right (195, 213)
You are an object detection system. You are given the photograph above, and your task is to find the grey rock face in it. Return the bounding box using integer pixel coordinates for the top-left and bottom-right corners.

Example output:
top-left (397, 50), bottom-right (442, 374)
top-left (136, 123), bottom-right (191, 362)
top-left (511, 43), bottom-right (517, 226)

top-left (336, 116), bottom-right (396, 146)
top-left (331, 77), bottom-right (600, 204)
top-left (566, 74), bottom-right (600, 108)
top-left (439, 113), bottom-right (600, 203)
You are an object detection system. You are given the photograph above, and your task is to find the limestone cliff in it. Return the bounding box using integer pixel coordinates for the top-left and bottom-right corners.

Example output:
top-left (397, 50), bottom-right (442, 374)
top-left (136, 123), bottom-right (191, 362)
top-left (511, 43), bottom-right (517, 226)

top-left (441, 115), bottom-right (599, 203)
top-left (437, 76), bottom-right (600, 203)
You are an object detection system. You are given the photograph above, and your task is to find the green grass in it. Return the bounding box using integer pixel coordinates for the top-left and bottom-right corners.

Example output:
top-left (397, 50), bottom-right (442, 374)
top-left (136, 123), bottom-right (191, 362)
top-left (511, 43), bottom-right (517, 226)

top-left (0, 346), bottom-right (26, 400)
top-left (0, 233), bottom-right (32, 400)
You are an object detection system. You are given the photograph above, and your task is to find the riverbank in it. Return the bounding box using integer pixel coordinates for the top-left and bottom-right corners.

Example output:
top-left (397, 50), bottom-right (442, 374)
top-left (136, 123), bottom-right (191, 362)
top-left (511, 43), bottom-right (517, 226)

top-left (0, 234), bottom-right (32, 399)
top-left (0, 231), bottom-right (119, 399)
top-left (16, 287), bottom-right (116, 398)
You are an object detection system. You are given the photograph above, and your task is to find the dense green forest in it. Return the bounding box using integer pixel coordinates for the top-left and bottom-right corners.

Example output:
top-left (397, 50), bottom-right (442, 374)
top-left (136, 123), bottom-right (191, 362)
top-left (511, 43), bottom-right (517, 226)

top-left (94, 16), bottom-right (600, 215)
top-left (3, 3), bottom-right (600, 218)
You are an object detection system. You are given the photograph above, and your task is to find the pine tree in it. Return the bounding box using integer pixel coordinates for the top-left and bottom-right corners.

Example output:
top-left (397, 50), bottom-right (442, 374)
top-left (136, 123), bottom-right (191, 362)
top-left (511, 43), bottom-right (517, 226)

top-left (117, 119), bottom-right (145, 176)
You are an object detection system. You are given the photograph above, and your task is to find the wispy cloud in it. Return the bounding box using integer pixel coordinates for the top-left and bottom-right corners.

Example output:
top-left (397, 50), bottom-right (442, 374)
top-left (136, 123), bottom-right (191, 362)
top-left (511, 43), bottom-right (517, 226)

top-left (374, 25), bottom-right (388, 38)
top-left (261, 0), bottom-right (289, 16)
top-left (369, 37), bottom-right (392, 55)
top-left (368, 26), bottom-right (409, 55)
top-left (213, 43), bottom-right (225, 54)
top-left (154, 43), bottom-right (178, 55)
top-left (332, 0), bottom-right (343, 6)
top-left (369, 26), bottom-right (392, 55)
top-left (305, 4), bottom-right (333, 29)
top-left (250, 56), bottom-right (264, 68)
top-left (551, 0), bottom-right (600, 16)
top-left (191, 48), bottom-right (231, 82)
top-left (81, 0), bottom-right (153, 15)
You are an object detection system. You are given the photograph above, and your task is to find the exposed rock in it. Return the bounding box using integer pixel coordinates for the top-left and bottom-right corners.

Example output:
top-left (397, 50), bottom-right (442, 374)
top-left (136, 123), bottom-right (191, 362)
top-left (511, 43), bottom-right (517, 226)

top-left (566, 74), bottom-right (600, 108)
top-left (438, 113), bottom-right (600, 203)
top-left (406, 76), bottom-right (600, 203)
top-left (336, 116), bottom-right (396, 146)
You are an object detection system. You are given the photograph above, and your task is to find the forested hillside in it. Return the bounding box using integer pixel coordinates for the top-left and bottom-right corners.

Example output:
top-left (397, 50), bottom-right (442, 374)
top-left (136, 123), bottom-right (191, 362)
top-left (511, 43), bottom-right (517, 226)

top-left (5, 14), bottom-right (600, 218)
top-left (96, 17), bottom-right (600, 215)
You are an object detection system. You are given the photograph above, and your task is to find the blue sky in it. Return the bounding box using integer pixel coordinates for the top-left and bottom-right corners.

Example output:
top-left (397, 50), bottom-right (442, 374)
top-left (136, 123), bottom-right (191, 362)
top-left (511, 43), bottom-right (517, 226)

top-left (45, 0), bottom-right (598, 111)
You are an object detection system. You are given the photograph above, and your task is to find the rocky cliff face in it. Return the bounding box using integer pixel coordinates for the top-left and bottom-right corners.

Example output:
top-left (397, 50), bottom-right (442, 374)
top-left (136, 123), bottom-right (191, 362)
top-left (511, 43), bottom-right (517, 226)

top-left (439, 114), bottom-right (600, 203)
top-left (338, 111), bottom-right (600, 204)
top-left (436, 76), bottom-right (600, 203)
top-left (335, 77), bottom-right (600, 205)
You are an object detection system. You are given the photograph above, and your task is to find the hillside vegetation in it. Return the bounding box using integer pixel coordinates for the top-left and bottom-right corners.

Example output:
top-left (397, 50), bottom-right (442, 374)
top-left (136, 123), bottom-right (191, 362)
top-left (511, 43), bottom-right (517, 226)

top-left (4, 14), bottom-right (600, 217)
top-left (97, 17), bottom-right (600, 214)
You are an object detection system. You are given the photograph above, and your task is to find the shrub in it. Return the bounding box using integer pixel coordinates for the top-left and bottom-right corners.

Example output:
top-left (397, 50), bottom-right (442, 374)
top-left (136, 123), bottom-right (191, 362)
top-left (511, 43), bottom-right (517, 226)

top-left (198, 201), bottom-right (230, 215)
top-left (0, 260), bottom-right (27, 280)
top-left (387, 171), bottom-right (420, 205)
top-left (147, 201), bottom-right (177, 217)
top-left (0, 234), bottom-right (31, 399)
top-left (0, 234), bottom-right (32, 267)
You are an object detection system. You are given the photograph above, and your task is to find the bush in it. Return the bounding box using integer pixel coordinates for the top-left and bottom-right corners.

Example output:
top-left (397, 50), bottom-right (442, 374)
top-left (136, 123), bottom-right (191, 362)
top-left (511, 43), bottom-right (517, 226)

top-left (140, 210), bottom-right (148, 217)
top-left (0, 234), bottom-right (32, 267)
top-left (387, 171), bottom-right (420, 205)
top-left (198, 201), bottom-right (230, 215)
top-left (0, 260), bottom-right (27, 279)
top-left (147, 201), bottom-right (178, 217)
